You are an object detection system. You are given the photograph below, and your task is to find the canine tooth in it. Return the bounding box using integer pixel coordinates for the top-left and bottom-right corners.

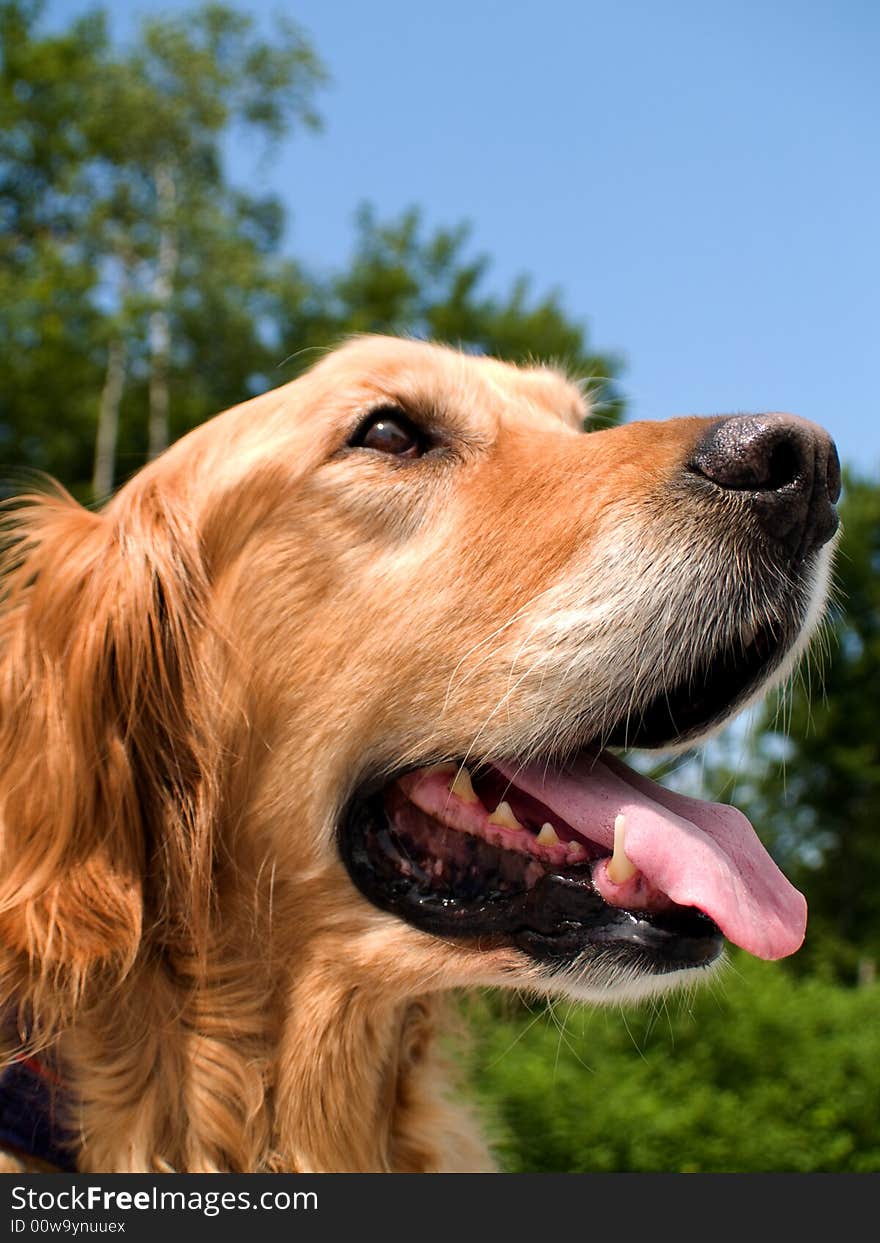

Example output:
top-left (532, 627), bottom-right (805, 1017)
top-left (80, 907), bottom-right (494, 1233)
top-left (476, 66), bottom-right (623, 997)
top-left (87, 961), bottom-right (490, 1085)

top-left (488, 801), bottom-right (524, 831)
top-left (449, 767), bottom-right (480, 804)
top-left (535, 822), bottom-right (560, 846)
top-left (606, 813), bottom-right (638, 884)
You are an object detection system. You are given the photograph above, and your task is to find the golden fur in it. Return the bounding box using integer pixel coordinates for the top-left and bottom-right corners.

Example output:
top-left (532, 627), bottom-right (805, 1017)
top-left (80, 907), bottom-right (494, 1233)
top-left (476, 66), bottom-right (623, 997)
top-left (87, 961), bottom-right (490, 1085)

top-left (0, 337), bottom-right (825, 1171)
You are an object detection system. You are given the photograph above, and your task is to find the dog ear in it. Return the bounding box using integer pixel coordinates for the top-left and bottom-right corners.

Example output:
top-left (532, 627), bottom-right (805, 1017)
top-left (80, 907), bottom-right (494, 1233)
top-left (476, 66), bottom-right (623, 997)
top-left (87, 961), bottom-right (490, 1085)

top-left (0, 482), bottom-right (216, 1019)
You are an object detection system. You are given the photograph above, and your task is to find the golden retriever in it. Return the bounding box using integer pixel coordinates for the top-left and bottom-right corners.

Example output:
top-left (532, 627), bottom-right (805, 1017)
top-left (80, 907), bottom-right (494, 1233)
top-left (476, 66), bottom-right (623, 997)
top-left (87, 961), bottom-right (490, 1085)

top-left (0, 336), bottom-right (840, 1171)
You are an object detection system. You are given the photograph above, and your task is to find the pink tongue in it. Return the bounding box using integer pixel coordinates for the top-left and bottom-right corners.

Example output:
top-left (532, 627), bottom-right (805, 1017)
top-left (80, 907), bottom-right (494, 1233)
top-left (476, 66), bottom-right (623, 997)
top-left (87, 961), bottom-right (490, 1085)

top-left (496, 753), bottom-right (806, 960)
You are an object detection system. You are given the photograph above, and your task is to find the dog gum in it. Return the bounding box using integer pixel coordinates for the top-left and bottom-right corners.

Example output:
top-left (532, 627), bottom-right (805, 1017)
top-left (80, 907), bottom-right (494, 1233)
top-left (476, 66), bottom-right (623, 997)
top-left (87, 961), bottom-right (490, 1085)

top-left (591, 857), bottom-right (676, 914)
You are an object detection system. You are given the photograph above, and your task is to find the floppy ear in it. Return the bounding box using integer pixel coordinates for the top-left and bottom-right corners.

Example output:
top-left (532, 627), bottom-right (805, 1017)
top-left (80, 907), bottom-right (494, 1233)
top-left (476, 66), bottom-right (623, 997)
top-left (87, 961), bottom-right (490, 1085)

top-left (0, 483), bottom-right (216, 1022)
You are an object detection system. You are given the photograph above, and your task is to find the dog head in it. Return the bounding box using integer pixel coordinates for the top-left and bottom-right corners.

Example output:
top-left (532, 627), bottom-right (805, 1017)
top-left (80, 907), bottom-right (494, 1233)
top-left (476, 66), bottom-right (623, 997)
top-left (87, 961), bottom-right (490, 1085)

top-left (0, 335), bottom-right (840, 1020)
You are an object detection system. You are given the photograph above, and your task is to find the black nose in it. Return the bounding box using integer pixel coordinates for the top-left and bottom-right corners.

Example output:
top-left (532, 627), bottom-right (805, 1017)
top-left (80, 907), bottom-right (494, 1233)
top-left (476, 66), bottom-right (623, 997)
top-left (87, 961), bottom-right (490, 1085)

top-left (688, 414), bottom-right (841, 561)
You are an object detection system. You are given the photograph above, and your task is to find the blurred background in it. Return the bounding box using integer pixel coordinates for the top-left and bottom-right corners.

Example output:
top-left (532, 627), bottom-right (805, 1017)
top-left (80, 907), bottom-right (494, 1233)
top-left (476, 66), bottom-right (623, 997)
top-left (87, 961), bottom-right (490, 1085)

top-left (2, 0), bottom-right (878, 1171)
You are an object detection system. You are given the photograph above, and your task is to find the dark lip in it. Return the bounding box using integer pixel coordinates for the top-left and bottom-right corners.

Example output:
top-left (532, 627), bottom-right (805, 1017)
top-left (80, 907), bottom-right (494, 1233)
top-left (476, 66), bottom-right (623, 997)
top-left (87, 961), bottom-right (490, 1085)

top-left (338, 787), bottom-right (724, 972)
top-left (603, 619), bottom-right (789, 748)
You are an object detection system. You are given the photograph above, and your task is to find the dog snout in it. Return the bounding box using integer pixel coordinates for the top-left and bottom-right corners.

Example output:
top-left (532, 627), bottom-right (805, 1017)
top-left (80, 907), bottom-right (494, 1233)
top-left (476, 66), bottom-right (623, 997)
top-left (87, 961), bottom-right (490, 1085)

top-left (687, 413), bottom-right (841, 561)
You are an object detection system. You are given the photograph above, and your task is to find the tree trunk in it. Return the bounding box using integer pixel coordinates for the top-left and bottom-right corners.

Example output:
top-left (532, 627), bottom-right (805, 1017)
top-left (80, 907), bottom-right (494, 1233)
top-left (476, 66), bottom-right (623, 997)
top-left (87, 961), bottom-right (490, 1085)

top-left (92, 335), bottom-right (127, 502)
top-left (148, 163), bottom-right (178, 460)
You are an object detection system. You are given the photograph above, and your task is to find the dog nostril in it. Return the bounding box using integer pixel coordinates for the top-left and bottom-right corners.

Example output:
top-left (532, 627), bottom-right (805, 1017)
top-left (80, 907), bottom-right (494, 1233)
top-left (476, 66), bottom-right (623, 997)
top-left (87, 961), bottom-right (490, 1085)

top-left (762, 435), bottom-right (801, 492)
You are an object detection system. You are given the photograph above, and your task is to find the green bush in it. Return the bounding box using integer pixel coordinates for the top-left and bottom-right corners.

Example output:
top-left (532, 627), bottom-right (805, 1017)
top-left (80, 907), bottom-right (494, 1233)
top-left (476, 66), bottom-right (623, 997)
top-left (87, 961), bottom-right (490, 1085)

top-left (464, 952), bottom-right (880, 1172)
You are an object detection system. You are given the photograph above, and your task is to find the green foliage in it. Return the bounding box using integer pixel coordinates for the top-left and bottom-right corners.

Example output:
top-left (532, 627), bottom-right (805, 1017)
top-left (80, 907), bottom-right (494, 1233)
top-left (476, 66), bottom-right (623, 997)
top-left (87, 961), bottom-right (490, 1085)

top-left (466, 952), bottom-right (880, 1172)
top-left (0, 0), bottom-right (328, 495)
top-left (0, 2), bottom-right (110, 486)
top-left (0, 0), bottom-right (108, 251)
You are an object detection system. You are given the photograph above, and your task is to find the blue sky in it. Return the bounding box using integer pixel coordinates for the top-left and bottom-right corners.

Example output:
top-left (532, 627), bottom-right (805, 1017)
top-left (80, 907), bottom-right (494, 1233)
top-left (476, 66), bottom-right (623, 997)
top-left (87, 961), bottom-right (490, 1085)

top-left (51, 0), bottom-right (879, 471)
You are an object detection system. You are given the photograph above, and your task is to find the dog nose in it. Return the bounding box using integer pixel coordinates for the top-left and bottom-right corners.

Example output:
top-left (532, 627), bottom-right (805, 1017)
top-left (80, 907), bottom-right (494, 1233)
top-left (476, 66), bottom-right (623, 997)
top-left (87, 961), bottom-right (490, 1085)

top-left (688, 414), bottom-right (841, 561)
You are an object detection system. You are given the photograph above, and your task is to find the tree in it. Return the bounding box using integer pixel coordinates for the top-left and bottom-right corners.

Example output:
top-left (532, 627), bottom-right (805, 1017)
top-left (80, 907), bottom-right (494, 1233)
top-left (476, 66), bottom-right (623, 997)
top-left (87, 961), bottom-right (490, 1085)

top-left (0, 0), bottom-right (326, 498)
top-left (0, 1), bottom-right (110, 489)
top-left (91, 2), bottom-right (325, 469)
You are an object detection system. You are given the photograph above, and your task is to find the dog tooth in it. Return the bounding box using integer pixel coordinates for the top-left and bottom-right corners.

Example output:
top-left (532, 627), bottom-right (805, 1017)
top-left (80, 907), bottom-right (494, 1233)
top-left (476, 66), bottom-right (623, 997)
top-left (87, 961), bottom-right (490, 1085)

top-left (568, 840), bottom-right (587, 860)
top-left (449, 766), bottom-right (480, 804)
top-left (488, 801), bottom-right (524, 831)
top-left (535, 822), bottom-right (560, 847)
top-left (606, 813), bottom-right (638, 884)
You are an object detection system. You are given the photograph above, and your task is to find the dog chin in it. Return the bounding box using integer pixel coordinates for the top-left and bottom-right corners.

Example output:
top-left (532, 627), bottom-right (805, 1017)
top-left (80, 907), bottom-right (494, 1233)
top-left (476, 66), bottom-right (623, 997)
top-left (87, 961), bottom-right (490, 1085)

top-left (515, 949), bottom-right (728, 1007)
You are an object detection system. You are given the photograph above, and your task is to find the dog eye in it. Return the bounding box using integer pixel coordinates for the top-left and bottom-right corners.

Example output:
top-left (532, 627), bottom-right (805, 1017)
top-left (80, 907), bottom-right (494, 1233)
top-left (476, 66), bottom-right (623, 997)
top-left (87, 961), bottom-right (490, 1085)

top-left (348, 408), bottom-right (425, 457)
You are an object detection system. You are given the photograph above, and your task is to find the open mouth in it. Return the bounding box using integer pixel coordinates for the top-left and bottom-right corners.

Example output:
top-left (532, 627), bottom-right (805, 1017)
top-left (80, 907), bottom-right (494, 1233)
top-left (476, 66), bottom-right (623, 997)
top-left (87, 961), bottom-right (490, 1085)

top-left (340, 749), bottom-right (806, 977)
top-left (339, 620), bottom-right (808, 977)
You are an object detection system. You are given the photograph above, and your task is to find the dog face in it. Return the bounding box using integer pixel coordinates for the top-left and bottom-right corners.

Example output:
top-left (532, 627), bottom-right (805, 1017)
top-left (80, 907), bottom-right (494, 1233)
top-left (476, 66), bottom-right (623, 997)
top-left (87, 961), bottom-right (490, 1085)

top-left (0, 336), bottom-right (840, 1023)
top-left (173, 336), bottom-right (837, 1002)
